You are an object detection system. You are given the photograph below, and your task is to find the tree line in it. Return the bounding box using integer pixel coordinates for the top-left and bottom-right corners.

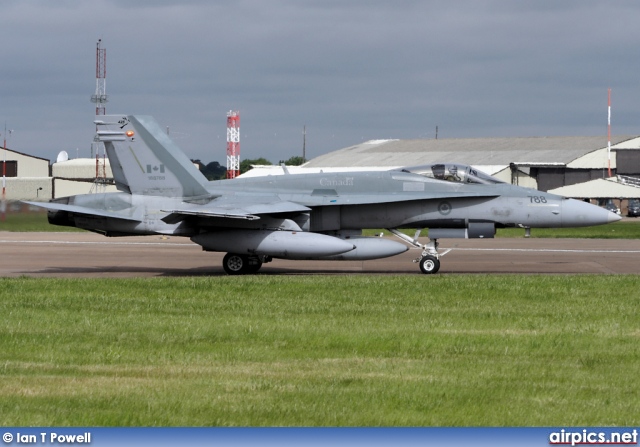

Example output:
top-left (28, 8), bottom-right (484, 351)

top-left (192, 156), bottom-right (306, 180)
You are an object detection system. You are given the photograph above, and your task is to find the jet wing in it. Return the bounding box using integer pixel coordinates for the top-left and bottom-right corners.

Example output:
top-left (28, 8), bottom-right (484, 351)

top-left (23, 201), bottom-right (141, 222)
top-left (161, 198), bottom-right (311, 225)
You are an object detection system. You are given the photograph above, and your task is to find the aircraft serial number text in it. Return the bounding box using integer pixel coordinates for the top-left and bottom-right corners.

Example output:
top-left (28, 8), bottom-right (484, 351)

top-left (528, 196), bottom-right (548, 203)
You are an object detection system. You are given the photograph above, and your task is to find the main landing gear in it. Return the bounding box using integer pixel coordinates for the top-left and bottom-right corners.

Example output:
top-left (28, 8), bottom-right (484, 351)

top-left (387, 229), bottom-right (451, 275)
top-left (222, 253), bottom-right (266, 275)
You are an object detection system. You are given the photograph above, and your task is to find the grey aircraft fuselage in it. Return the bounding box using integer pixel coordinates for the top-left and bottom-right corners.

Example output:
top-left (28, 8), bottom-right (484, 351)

top-left (29, 114), bottom-right (620, 275)
top-left (48, 170), bottom-right (605, 236)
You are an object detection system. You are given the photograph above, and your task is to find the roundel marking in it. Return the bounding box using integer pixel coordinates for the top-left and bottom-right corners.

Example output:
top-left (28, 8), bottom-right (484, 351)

top-left (438, 201), bottom-right (452, 215)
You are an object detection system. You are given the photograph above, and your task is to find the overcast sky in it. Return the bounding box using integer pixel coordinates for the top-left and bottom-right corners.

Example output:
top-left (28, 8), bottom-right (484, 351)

top-left (2, 0), bottom-right (640, 165)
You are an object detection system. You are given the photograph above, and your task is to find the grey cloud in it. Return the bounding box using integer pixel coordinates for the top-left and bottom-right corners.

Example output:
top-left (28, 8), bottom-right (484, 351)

top-left (2, 1), bottom-right (640, 163)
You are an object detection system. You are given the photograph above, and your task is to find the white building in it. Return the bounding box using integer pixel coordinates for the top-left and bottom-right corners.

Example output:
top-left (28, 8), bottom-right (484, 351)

top-left (0, 147), bottom-right (51, 201)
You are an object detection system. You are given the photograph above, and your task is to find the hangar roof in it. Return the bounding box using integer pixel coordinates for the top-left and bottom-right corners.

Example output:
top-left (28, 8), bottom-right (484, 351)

top-left (549, 178), bottom-right (640, 199)
top-left (0, 146), bottom-right (50, 163)
top-left (305, 136), bottom-right (639, 168)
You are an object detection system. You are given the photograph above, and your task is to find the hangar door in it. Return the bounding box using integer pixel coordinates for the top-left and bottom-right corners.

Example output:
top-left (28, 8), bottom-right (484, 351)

top-left (616, 150), bottom-right (640, 176)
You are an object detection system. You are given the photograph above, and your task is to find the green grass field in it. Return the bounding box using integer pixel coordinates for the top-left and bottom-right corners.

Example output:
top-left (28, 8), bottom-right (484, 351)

top-left (0, 210), bottom-right (82, 232)
top-left (1, 275), bottom-right (639, 426)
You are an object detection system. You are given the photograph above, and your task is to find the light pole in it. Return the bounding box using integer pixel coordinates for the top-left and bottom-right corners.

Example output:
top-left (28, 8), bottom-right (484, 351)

top-left (1, 126), bottom-right (12, 221)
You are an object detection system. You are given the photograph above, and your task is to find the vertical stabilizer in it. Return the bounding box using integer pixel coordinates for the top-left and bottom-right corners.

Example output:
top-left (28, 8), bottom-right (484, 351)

top-left (96, 115), bottom-right (210, 197)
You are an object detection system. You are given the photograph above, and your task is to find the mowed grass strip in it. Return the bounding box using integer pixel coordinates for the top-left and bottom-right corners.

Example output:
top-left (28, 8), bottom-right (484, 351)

top-left (1, 275), bottom-right (639, 426)
top-left (0, 210), bottom-right (82, 232)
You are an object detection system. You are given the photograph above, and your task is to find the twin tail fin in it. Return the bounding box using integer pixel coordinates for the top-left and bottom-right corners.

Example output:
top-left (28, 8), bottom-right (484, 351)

top-left (96, 115), bottom-right (210, 198)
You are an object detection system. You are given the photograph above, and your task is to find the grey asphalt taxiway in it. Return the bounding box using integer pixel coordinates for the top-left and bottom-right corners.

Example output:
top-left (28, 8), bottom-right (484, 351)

top-left (1, 232), bottom-right (639, 277)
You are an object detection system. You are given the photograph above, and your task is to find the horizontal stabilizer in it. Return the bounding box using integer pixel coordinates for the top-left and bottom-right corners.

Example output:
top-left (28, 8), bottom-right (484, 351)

top-left (23, 201), bottom-right (141, 222)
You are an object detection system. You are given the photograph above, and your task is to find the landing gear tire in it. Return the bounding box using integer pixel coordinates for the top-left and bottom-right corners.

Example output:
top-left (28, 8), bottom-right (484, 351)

top-left (222, 253), bottom-right (262, 275)
top-left (223, 253), bottom-right (247, 275)
top-left (419, 255), bottom-right (440, 274)
top-left (245, 258), bottom-right (263, 274)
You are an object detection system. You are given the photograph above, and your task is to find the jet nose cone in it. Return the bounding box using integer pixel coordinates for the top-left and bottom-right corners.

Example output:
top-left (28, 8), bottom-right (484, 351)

top-left (608, 211), bottom-right (622, 223)
top-left (561, 199), bottom-right (621, 227)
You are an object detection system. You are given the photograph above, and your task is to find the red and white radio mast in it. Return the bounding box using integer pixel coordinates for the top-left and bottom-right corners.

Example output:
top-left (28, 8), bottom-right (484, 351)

top-left (226, 111), bottom-right (240, 179)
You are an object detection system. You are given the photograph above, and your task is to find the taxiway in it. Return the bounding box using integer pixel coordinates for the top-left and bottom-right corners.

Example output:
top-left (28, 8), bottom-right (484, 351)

top-left (1, 232), bottom-right (639, 277)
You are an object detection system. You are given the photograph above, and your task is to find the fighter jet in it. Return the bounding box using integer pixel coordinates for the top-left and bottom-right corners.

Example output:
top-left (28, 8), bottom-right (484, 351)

top-left (26, 115), bottom-right (621, 274)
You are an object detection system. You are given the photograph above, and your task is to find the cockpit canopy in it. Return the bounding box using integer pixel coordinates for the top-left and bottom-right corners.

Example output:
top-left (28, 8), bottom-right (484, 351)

top-left (395, 163), bottom-right (504, 185)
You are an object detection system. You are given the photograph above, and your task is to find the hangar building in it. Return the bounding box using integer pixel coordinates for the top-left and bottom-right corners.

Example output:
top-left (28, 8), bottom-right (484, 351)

top-left (0, 146), bottom-right (118, 202)
top-left (0, 147), bottom-right (51, 201)
top-left (286, 135), bottom-right (640, 215)
top-left (303, 135), bottom-right (640, 192)
top-left (51, 158), bottom-right (117, 198)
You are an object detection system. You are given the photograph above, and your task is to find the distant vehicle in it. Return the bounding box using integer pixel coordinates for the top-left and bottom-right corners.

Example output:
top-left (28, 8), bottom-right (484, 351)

top-left (628, 199), bottom-right (640, 217)
top-left (598, 198), bottom-right (621, 215)
top-left (600, 199), bottom-right (621, 215)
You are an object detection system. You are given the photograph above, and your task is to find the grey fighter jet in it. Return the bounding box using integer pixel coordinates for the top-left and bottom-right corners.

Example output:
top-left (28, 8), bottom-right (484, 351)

top-left (26, 115), bottom-right (621, 274)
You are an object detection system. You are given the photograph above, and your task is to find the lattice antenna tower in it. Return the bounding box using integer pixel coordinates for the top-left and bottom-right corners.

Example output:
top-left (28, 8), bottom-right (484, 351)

top-left (91, 39), bottom-right (108, 115)
top-left (90, 39), bottom-right (108, 186)
top-left (226, 111), bottom-right (240, 179)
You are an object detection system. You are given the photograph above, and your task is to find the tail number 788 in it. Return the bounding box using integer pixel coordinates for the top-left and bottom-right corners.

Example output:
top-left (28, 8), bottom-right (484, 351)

top-left (528, 196), bottom-right (547, 203)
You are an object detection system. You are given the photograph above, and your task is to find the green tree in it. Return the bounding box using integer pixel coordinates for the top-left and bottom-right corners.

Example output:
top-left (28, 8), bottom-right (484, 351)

top-left (240, 158), bottom-right (272, 174)
top-left (279, 156), bottom-right (306, 166)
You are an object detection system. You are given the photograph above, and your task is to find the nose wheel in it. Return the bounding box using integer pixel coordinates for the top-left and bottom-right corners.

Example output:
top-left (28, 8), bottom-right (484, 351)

top-left (387, 229), bottom-right (450, 275)
top-left (419, 255), bottom-right (440, 274)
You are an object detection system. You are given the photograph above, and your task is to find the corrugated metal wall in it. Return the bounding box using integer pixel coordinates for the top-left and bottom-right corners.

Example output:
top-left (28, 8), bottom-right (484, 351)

top-left (616, 150), bottom-right (640, 176)
top-left (4, 178), bottom-right (52, 201)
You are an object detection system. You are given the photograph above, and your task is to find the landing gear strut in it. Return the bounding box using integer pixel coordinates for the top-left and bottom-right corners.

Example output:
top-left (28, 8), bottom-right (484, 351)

top-left (222, 253), bottom-right (263, 275)
top-left (387, 229), bottom-right (451, 275)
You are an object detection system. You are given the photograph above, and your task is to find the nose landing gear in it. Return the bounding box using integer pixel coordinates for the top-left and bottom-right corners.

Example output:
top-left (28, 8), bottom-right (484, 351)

top-left (387, 229), bottom-right (451, 275)
top-left (419, 254), bottom-right (440, 274)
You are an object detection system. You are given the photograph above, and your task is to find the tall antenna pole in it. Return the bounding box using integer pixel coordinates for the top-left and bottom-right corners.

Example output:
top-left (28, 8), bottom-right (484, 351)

top-left (90, 39), bottom-right (108, 185)
top-left (91, 39), bottom-right (108, 116)
top-left (2, 126), bottom-right (11, 220)
top-left (226, 111), bottom-right (240, 179)
top-left (2, 125), bottom-right (6, 221)
top-left (607, 88), bottom-right (612, 178)
top-left (302, 125), bottom-right (306, 162)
